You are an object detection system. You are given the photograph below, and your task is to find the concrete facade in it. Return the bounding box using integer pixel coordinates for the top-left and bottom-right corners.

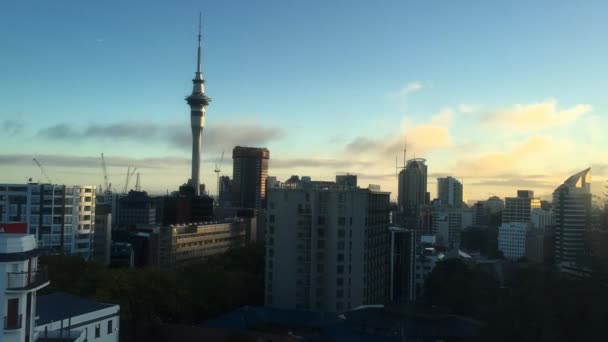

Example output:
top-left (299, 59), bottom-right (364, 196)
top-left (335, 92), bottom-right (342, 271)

top-left (498, 222), bottom-right (528, 259)
top-left (0, 183), bottom-right (95, 259)
top-left (265, 177), bottom-right (390, 312)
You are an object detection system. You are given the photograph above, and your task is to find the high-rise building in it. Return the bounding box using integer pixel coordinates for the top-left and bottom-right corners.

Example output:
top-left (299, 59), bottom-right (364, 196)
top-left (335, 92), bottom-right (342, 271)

top-left (0, 183), bottom-right (95, 259)
top-left (389, 227), bottom-right (416, 303)
top-left (437, 176), bottom-right (463, 207)
top-left (553, 168), bottom-right (592, 266)
top-left (431, 207), bottom-right (462, 247)
top-left (232, 146), bottom-right (270, 209)
top-left (503, 190), bottom-right (540, 224)
top-left (397, 158), bottom-right (428, 217)
top-left (218, 175), bottom-right (232, 208)
top-left (265, 176), bottom-right (390, 312)
top-left (93, 203), bottom-right (112, 265)
top-left (185, 15), bottom-right (211, 196)
top-left (115, 190), bottom-right (156, 228)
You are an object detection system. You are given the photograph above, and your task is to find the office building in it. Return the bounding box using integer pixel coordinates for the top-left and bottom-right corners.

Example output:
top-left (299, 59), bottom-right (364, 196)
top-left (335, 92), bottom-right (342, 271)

top-left (472, 201), bottom-right (488, 226)
top-left (0, 231), bottom-right (50, 341)
top-left (157, 186), bottom-right (214, 226)
top-left (158, 219), bottom-right (248, 268)
top-left (232, 146), bottom-right (270, 209)
top-left (336, 174), bottom-right (357, 187)
top-left (93, 203), bottom-right (112, 265)
top-left (185, 15), bottom-right (211, 196)
top-left (437, 176), bottom-right (463, 207)
top-left (531, 208), bottom-right (552, 230)
top-left (0, 183), bottom-right (95, 259)
top-left (526, 228), bottom-right (555, 263)
top-left (503, 190), bottom-right (540, 224)
top-left (115, 190), bottom-right (156, 228)
top-left (265, 176), bottom-right (390, 312)
top-left (431, 207), bottom-right (462, 247)
top-left (389, 227), bottom-right (416, 303)
top-left (498, 222), bottom-right (528, 259)
top-left (554, 168), bottom-right (592, 265)
top-left (397, 158), bottom-right (428, 217)
top-left (485, 196), bottom-right (504, 215)
top-left (218, 175), bottom-right (232, 208)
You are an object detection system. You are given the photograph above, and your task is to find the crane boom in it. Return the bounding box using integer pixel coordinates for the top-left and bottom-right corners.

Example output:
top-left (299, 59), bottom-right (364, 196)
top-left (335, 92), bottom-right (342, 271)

top-left (123, 166), bottom-right (138, 193)
top-left (32, 158), bottom-right (52, 184)
top-left (101, 153), bottom-right (110, 193)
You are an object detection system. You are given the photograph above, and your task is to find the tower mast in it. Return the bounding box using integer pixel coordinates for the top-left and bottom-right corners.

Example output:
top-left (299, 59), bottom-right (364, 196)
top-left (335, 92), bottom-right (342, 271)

top-left (186, 12), bottom-right (211, 196)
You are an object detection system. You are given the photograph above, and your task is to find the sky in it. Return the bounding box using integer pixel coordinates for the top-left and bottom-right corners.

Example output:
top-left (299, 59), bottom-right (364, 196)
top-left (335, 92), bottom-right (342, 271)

top-left (1, 0), bottom-right (607, 202)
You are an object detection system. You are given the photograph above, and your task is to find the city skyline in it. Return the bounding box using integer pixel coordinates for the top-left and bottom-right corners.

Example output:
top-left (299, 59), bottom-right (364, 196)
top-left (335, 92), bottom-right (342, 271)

top-left (1, 1), bottom-right (607, 201)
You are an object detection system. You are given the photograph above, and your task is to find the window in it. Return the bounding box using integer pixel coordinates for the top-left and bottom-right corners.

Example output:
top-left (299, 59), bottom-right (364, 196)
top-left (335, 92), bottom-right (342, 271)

top-left (337, 265), bottom-right (344, 274)
top-left (338, 217), bottom-right (346, 226)
top-left (107, 320), bottom-right (113, 334)
top-left (318, 216), bottom-right (326, 225)
top-left (269, 215), bottom-right (275, 223)
top-left (337, 254), bottom-right (344, 262)
top-left (95, 323), bottom-right (100, 338)
top-left (338, 229), bottom-right (346, 238)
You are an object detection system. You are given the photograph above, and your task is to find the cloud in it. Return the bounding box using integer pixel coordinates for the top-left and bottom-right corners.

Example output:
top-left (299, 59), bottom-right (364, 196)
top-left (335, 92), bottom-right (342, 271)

top-left (271, 157), bottom-right (372, 170)
top-left (481, 99), bottom-right (591, 130)
top-left (386, 82), bottom-right (423, 99)
top-left (0, 154), bottom-right (189, 169)
top-left (2, 119), bottom-right (24, 136)
top-left (36, 120), bottom-right (285, 152)
top-left (458, 104), bottom-right (478, 114)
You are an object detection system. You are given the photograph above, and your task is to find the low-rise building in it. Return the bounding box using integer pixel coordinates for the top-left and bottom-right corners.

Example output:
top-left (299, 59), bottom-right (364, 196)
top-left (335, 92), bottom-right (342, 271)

top-left (36, 292), bottom-right (120, 342)
top-left (159, 219), bottom-right (248, 268)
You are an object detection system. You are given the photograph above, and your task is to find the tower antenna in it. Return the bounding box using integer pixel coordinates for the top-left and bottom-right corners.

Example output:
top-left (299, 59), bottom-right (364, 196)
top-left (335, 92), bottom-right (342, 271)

top-left (403, 135), bottom-right (407, 168)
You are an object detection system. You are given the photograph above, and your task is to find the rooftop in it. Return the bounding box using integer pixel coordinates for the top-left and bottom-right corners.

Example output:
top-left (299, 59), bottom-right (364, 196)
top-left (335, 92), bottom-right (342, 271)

top-left (37, 292), bottom-right (117, 325)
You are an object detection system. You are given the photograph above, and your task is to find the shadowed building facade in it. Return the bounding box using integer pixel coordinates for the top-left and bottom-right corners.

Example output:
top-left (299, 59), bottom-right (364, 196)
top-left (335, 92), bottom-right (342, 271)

top-left (397, 158), bottom-right (428, 218)
top-left (232, 146), bottom-right (270, 209)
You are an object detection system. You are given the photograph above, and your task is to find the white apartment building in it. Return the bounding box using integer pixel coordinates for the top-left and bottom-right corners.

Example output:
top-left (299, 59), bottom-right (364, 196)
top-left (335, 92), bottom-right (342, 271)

top-left (0, 232), bottom-right (50, 342)
top-left (265, 176), bottom-right (390, 312)
top-left (0, 184), bottom-right (95, 259)
top-left (36, 292), bottom-right (120, 342)
top-left (498, 222), bottom-right (529, 259)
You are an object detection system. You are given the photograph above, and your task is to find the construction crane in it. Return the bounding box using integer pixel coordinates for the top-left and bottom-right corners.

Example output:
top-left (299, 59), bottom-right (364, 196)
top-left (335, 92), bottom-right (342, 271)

top-left (100, 153), bottom-right (112, 193)
top-left (123, 166), bottom-right (137, 193)
top-left (214, 151), bottom-right (225, 205)
top-left (32, 158), bottom-right (52, 184)
top-left (135, 172), bottom-right (141, 191)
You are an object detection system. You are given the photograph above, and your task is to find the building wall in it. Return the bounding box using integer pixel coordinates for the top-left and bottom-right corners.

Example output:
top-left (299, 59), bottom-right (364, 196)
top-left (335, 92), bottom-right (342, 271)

top-left (553, 172), bottom-right (592, 265)
top-left (437, 177), bottom-right (463, 207)
top-left (159, 220), bottom-right (248, 268)
top-left (0, 234), bottom-right (47, 342)
top-left (498, 222), bottom-right (528, 259)
top-left (232, 147), bottom-right (270, 209)
top-left (266, 183), bottom-right (390, 312)
top-left (0, 184), bottom-right (95, 259)
top-left (36, 306), bottom-right (120, 342)
top-left (503, 191), bottom-right (540, 224)
top-left (390, 228), bottom-right (415, 302)
top-left (397, 159), bottom-right (428, 217)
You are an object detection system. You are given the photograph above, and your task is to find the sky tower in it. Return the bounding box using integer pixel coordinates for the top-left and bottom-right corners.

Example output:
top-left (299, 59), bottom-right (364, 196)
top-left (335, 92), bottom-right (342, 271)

top-left (186, 13), bottom-right (211, 196)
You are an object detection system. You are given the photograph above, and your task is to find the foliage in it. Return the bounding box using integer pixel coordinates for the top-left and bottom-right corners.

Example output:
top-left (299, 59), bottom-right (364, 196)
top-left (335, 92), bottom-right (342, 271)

top-left (40, 242), bottom-right (265, 340)
top-left (424, 258), bottom-right (608, 341)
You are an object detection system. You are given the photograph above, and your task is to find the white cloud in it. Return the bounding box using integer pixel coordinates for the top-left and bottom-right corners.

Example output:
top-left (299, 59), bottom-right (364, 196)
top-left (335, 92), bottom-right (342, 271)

top-left (481, 99), bottom-right (591, 131)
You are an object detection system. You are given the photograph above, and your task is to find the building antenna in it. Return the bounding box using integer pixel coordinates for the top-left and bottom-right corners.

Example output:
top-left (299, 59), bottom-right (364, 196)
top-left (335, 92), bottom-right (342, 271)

top-left (403, 135), bottom-right (407, 168)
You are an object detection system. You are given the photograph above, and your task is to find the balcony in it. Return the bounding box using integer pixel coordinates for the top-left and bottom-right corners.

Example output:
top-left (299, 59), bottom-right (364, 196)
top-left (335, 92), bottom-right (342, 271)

top-left (6, 268), bottom-right (49, 291)
top-left (4, 314), bottom-right (22, 330)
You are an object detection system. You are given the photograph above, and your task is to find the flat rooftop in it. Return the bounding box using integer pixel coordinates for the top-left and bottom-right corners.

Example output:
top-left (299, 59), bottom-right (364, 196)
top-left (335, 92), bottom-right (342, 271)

top-left (37, 292), bottom-right (117, 325)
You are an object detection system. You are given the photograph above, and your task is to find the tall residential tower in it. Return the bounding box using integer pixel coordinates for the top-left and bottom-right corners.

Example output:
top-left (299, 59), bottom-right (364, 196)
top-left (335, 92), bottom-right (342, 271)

top-left (185, 14), bottom-right (211, 196)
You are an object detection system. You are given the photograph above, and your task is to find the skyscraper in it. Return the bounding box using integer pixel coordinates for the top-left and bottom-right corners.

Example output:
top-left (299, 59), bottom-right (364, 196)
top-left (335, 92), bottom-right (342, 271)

top-left (232, 146), bottom-right (270, 209)
top-left (437, 176), bottom-right (463, 207)
top-left (397, 158), bottom-right (428, 217)
top-left (185, 15), bottom-right (211, 196)
top-left (265, 176), bottom-right (390, 312)
top-left (503, 190), bottom-right (541, 224)
top-left (554, 168), bottom-right (592, 266)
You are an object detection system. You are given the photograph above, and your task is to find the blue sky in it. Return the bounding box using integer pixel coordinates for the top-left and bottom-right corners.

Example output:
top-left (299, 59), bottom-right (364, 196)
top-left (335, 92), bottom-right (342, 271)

top-left (1, 1), bottom-right (607, 201)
